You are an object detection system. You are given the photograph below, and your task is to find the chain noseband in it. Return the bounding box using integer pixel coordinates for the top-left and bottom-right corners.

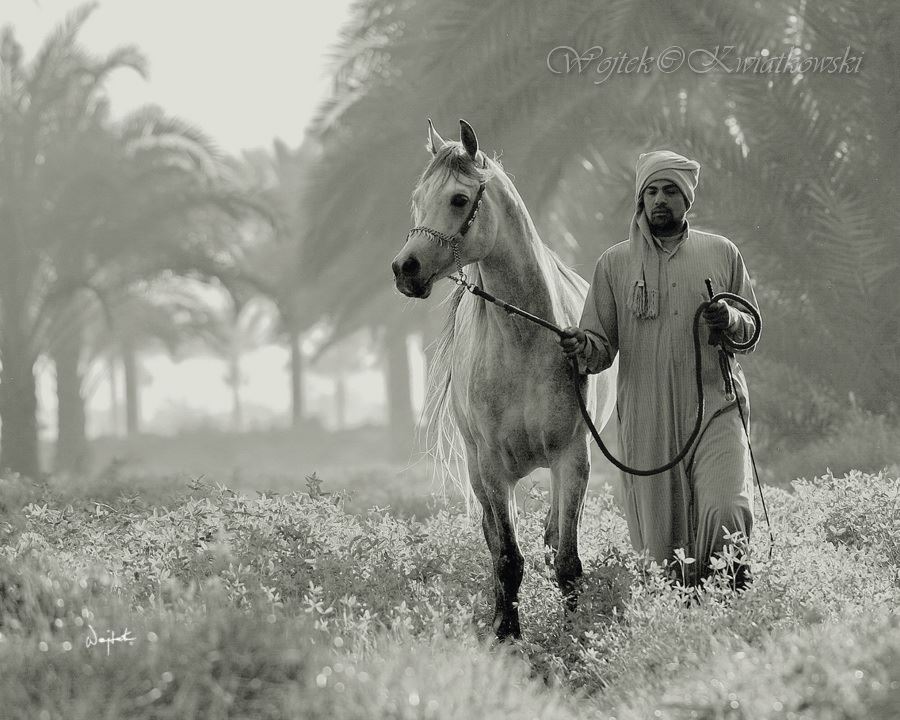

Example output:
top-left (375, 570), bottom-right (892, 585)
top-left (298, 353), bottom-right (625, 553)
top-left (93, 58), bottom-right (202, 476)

top-left (406, 181), bottom-right (487, 285)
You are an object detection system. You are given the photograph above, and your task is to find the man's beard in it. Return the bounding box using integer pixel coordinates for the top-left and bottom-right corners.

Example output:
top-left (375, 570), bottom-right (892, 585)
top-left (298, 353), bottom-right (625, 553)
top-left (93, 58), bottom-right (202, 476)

top-left (648, 208), bottom-right (684, 235)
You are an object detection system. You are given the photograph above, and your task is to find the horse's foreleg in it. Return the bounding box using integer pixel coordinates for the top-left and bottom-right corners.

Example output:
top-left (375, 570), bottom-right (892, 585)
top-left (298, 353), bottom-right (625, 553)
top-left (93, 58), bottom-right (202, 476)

top-left (479, 466), bottom-right (524, 640)
top-left (492, 480), bottom-right (524, 640)
top-left (552, 443), bottom-right (590, 608)
top-left (481, 511), bottom-right (505, 628)
top-left (467, 455), bottom-right (504, 634)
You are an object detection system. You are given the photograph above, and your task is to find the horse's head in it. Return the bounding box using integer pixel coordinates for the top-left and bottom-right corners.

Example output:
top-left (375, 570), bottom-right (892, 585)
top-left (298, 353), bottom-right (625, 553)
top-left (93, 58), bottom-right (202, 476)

top-left (392, 119), bottom-right (498, 298)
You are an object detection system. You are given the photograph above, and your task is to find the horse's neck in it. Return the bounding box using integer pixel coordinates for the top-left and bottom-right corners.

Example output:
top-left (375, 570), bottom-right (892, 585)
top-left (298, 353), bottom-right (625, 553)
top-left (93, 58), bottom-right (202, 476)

top-left (475, 186), bottom-right (556, 347)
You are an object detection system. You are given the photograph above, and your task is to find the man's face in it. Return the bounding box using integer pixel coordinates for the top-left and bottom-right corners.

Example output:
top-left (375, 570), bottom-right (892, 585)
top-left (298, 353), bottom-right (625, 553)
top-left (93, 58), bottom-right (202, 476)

top-left (641, 179), bottom-right (687, 233)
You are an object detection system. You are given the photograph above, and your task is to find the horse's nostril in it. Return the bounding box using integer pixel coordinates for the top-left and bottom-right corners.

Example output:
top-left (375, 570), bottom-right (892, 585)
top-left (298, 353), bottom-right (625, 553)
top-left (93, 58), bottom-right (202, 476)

top-left (391, 258), bottom-right (402, 277)
top-left (401, 256), bottom-right (420, 276)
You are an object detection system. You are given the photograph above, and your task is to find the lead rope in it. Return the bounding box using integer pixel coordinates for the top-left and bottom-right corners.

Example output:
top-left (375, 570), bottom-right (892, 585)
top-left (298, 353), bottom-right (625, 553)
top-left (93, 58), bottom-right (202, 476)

top-left (705, 279), bottom-right (774, 559)
top-left (728, 358), bottom-right (775, 559)
top-left (448, 274), bottom-right (774, 559)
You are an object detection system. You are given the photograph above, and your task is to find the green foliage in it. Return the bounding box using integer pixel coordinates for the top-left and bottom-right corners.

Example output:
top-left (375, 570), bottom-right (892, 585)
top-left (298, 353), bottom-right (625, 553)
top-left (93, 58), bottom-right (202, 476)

top-left (0, 586), bottom-right (588, 719)
top-left (1, 468), bottom-right (898, 717)
top-left (798, 470), bottom-right (900, 581)
top-left (304, 0), bottom-right (900, 414)
top-left (0, 473), bottom-right (40, 537)
top-left (614, 612), bottom-right (900, 719)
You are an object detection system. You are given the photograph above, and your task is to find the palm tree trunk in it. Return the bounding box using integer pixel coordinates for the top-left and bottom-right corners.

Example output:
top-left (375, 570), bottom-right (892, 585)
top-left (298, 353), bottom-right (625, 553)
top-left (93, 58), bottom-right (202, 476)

top-left (0, 327), bottom-right (41, 479)
top-left (122, 338), bottom-right (141, 435)
top-left (108, 352), bottom-right (121, 436)
top-left (0, 151), bottom-right (40, 476)
top-left (334, 374), bottom-right (346, 430)
top-left (52, 323), bottom-right (88, 474)
top-left (228, 349), bottom-right (243, 432)
top-left (289, 327), bottom-right (305, 427)
top-left (385, 322), bottom-right (414, 461)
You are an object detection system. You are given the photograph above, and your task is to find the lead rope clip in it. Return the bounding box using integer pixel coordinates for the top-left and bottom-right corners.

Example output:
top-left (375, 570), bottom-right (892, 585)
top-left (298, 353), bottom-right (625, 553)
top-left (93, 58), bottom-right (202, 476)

top-left (451, 237), bottom-right (468, 285)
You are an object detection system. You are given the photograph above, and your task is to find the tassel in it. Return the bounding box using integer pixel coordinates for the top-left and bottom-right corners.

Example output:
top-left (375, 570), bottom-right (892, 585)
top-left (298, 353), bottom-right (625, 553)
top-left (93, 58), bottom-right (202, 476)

top-left (628, 280), bottom-right (659, 319)
top-left (628, 280), bottom-right (645, 317)
top-left (646, 288), bottom-right (659, 319)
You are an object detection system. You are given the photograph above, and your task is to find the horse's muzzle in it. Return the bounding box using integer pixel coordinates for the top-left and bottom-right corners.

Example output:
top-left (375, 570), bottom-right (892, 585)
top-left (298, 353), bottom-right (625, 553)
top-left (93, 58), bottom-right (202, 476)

top-left (392, 252), bottom-right (434, 298)
top-left (394, 274), bottom-right (433, 299)
top-left (392, 254), bottom-right (420, 278)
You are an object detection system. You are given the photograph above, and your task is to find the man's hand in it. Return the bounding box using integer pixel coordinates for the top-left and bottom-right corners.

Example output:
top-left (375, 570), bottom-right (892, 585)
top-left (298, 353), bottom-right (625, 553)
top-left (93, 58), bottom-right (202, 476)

top-left (559, 326), bottom-right (587, 357)
top-left (702, 299), bottom-right (733, 331)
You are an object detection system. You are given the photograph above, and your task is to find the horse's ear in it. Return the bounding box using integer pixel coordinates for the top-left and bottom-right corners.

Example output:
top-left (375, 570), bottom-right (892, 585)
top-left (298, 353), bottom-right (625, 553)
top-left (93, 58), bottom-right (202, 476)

top-left (459, 119), bottom-right (478, 161)
top-left (426, 118), bottom-right (447, 155)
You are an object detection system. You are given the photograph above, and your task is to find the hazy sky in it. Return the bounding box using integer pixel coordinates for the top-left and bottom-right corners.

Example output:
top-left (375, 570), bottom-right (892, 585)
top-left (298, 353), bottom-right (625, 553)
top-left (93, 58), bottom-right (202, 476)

top-left (5, 0), bottom-right (355, 153)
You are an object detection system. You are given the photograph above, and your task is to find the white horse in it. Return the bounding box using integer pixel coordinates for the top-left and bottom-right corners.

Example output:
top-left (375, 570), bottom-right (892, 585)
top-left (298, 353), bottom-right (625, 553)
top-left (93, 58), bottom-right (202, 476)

top-left (392, 119), bottom-right (617, 639)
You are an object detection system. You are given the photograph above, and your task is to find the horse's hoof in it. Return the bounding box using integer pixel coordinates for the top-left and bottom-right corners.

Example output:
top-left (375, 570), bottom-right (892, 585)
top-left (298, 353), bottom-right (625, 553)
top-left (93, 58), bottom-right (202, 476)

top-left (493, 612), bottom-right (522, 642)
top-left (493, 627), bottom-right (522, 644)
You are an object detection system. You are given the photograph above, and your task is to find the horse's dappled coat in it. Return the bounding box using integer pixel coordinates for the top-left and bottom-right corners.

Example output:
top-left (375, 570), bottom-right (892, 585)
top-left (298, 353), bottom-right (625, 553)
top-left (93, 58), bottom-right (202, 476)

top-left (396, 122), bottom-right (616, 639)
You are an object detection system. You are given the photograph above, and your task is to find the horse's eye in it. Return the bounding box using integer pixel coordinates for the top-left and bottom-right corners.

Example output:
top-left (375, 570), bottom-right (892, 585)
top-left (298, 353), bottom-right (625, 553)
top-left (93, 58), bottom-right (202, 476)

top-left (450, 194), bottom-right (468, 208)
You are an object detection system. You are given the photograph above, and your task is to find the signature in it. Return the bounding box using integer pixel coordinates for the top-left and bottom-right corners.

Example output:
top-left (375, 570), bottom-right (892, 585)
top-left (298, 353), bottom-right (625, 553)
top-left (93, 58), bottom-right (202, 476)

top-left (547, 44), bottom-right (863, 84)
top-left (85, 624), bottom-right (136, 655)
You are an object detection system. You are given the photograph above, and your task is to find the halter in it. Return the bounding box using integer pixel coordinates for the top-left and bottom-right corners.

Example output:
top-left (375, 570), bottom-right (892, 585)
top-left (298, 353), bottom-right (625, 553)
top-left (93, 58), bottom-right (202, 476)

top-left (405, 181), bottom-right (487, 285)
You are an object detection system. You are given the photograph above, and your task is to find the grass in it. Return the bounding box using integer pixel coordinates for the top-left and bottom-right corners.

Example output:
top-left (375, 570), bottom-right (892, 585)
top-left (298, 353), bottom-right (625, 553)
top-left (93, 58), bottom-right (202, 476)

top-left (1, 464), bottom-right (898, 718)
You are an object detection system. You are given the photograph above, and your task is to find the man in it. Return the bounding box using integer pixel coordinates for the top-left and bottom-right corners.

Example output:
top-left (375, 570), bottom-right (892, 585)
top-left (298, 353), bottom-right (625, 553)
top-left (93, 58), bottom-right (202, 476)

top-left (559, 150), bottom-right (760, 588)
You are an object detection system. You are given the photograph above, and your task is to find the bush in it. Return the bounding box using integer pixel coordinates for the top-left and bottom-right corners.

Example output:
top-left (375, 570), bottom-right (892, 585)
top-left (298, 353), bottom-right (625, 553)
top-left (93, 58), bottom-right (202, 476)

top-left (1, 469), bottom-right (898, 718)
top-left (615, 611), bottom-right (900, 719)
top-left (794, 470), bottom-right (900, 582)
top-left (0, 595), bottom-right (589, 720)
top-left (0, 473), bottom-right (39, 539)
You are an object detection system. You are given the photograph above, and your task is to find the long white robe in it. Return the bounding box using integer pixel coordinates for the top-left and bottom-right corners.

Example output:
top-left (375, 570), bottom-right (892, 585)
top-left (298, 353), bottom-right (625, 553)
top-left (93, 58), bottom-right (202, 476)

top-left (577, 227), bottom-right (760, 576)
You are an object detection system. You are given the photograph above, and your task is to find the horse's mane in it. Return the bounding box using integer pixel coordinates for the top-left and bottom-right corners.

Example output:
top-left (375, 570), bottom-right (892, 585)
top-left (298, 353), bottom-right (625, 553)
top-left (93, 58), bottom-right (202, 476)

top-left (417, 145), bottom-right (588, 506)
top-left (420, 269), bottom-right (480, 507)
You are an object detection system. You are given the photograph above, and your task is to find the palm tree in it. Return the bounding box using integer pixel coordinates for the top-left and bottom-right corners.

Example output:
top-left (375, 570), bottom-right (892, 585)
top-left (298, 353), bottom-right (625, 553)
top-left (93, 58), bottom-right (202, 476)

top-left (236, 138), bottom-right (324, 427)
top-left (309, 326), bottom-right (382, 432)
top-left (0, 5), bottom-right (274, 477)
top-left (0, 6), bottom-right (145, 477)
top-left (301, 0), bottom-right (899, 413)
top-left (193, 295), bottom-right (278, 433)
top-left (48, 277), bottom-right (226, 470)
top-left (87, 279), bottom-right (227, 436)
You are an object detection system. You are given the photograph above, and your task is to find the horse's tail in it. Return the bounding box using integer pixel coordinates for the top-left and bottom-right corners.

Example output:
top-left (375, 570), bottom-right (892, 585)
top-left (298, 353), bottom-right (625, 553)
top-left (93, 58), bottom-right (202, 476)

top-left (419, 283), bottom-right (476, 513)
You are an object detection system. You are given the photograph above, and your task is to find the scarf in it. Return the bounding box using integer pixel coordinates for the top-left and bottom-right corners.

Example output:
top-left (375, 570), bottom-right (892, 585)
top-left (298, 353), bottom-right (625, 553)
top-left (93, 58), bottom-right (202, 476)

top-left (627, 150), bottom-right (701, 319)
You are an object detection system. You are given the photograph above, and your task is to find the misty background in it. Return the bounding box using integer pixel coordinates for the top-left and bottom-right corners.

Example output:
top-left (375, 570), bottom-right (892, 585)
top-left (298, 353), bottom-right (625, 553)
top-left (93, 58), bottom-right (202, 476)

top-left (0, 0), bottom-right (897, 500)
